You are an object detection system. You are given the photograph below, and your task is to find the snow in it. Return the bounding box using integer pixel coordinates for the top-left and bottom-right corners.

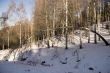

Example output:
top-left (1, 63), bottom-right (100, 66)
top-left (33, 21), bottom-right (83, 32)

top-left (0, 28), bottom-right (110, 73)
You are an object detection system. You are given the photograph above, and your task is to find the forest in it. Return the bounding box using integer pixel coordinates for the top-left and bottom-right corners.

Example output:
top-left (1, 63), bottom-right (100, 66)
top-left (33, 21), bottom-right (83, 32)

top-left (0, 0), bottom-right (110, 50)
top-left (0, 0), bottom-right (110, 73)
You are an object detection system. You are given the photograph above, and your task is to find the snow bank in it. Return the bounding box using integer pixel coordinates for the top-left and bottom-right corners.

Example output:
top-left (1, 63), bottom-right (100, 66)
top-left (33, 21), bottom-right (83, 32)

top-left (0, 28), bottom-right (110, 73)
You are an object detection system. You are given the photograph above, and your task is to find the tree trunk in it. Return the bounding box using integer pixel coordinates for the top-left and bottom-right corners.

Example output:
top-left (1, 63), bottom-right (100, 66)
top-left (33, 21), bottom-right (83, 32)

top-left (94, 3), bottom-right (97, 44)
top-left (20, 22), bottom-right (22, 47)
top-left (7, 30), bottom-right (10, 49)
top-left (52, 6), bottom-right (56, 47)
top-left (79, 30), bottom-right (82, 49)
top-left (45, 0), bottom-right (50, 48)
top-left (65, 0), bottom-right (68, 49)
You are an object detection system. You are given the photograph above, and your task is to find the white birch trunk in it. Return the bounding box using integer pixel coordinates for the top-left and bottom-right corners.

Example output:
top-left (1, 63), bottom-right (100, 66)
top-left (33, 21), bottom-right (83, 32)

top-left (94, 2), bottom-right (97, 44)
top-left (65, 0), bottom-right (68, 49)
top-left (45, 0), bottom-right (50, 48)
top-left (53, 6), bottom-right (55, 37)
top-left (20, 22), bottom-right (22, 47)
top-left (8, 30), bottom-right (10, 49)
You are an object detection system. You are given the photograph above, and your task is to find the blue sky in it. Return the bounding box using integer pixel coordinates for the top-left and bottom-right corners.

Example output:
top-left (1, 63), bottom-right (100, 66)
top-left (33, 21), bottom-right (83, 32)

top-left (0, 0), bottom-right (35, 25)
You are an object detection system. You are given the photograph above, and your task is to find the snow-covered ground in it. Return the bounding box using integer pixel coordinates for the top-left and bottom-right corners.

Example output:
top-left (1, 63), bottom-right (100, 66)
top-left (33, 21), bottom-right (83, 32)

top-left (0, 28), bottom-right (110, 73)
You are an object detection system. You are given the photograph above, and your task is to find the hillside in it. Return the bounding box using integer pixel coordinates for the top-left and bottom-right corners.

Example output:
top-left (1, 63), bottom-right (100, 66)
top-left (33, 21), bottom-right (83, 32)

top-left (0, 26), bottom-right (110, 73)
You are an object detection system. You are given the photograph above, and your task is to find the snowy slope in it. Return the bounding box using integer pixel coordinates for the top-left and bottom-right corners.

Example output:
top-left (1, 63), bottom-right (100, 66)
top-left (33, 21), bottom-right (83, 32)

top-left (0, 29), bottom-right (110, 73)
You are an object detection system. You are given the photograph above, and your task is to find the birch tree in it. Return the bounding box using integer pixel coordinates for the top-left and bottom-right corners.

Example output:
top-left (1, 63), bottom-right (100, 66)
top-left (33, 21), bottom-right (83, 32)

top-left (16, 1), bottom-right (26, 47)
top-left (65, 0), bottom-right (68, 49)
